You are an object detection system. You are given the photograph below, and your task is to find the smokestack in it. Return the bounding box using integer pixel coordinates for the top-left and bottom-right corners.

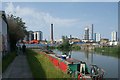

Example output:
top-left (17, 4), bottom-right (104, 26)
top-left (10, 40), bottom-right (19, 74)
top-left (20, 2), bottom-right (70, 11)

top-left (51, 24), bottom-right (54, 42)
top-left (91, 24), bottom-right (94, 40)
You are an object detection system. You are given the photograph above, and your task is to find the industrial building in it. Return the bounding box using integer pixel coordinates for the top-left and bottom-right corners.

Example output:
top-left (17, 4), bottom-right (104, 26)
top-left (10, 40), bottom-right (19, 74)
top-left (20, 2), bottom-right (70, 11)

top-left (50, 23), bottom-right (54, 43)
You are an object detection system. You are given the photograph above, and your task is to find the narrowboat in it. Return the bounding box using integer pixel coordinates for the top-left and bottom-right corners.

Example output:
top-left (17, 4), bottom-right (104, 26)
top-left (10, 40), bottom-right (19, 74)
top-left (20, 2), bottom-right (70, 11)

top-left (46, 51), bottom-right (104, 79)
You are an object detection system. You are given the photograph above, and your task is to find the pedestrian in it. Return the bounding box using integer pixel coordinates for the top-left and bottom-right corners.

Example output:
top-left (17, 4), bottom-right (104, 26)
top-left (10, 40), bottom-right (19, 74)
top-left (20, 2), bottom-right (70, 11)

top-left (16, 42), bottom-right (21, 55)
top-left (22, 43), bottom-right (26, 55)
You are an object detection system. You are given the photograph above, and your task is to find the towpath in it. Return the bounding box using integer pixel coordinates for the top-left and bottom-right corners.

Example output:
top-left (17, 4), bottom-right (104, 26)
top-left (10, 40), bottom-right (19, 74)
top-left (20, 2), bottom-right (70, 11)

top-left (2, 54), bottom-right (33, 79)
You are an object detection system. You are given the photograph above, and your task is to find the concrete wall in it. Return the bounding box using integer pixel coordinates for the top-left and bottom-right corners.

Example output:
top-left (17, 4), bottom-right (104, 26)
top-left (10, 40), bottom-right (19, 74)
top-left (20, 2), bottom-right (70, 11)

top-left (2, 17), bottom-right (8, 52)
top-left (0, 16), bottom-right (2, 52)
top-left (0, 12), bottom-right (10, 56)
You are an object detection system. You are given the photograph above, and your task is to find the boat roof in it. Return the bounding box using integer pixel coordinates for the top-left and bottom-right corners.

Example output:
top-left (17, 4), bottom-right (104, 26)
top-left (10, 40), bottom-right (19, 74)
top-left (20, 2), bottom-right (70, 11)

top-left (66, 58), bottom-right (81, 64)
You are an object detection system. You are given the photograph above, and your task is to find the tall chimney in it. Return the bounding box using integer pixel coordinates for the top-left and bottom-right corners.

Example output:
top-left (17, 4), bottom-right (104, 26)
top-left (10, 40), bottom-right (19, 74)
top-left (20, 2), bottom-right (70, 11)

top-left (91, 24), bottom-right (94, 40)
top-left (51, 24), bottom-right (54, 42)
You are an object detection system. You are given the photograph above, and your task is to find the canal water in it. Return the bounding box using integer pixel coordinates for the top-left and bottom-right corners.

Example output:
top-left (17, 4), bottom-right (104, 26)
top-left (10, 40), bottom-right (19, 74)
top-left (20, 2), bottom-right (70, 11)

top-left (53, 49), bottom-right (119, 78)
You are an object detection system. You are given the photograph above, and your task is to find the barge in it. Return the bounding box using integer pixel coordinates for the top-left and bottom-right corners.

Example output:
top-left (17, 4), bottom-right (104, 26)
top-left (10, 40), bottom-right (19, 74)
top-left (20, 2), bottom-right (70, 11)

top-left (41, 50), bottom-right (104, 79)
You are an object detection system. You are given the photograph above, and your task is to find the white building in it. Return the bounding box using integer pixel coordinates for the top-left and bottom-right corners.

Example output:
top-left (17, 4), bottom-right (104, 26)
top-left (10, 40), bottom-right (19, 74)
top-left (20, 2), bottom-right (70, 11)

top-left (33, 31), bottom-right (42, 41)
top-left (89, 24), bottom-right (94, 40)
top-left (96, 33), bottom-right (101, 42)
top-left (109, 41), bottom-right (118, 46)
top-left (111, 31), bottom-right (117, 41)
top-left (93, 33), bottom-right (96, 41)
top-left (84, 27), bottom-right (89, 40)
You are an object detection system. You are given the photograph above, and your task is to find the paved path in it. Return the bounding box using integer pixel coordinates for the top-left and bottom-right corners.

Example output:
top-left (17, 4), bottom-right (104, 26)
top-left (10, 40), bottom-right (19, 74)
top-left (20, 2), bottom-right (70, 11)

top-left (2, 55), bottom-right (33, 79)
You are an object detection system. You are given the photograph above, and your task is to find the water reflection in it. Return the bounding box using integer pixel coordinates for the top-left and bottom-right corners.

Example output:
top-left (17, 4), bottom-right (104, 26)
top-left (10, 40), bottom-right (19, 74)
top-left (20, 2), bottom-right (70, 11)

top-left (91, 52), bottom-right (93, 64)
top-left (84, 51), bottom-right (89, 61)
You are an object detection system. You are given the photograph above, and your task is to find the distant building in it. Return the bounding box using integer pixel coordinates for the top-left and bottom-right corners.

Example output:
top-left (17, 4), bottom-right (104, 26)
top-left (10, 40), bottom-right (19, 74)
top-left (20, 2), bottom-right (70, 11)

top-left (69, 38), bottom-right (81, 44)
top-left (109, 41), bottom-right (118, 46)
top-left (28, 31), bottom-right (34, 41)
top-left (33, 31), bottom-right (42, 41)
top-left (96, 33), bottom-right (101, 42)
top-left (89, 24), bottom-right (94, 40)
top-left (70, 35), bottom-right (72, 39)
top-left (23, 35), bottom-right (29, 41)
top-left (84, 27), bottom-right (89, 40)
top-left (50, 23), bottom-right (54, 43)
top-left (100, 38), bottom-right (109, 45)
top-left (55, 39), bottom-right (63, 44)
top-left (93, 33), bottom-right (96, 41)
top-left (23, 31), bottom-right (43, 43)
top-left (111, 31), bottom-right (117, 41)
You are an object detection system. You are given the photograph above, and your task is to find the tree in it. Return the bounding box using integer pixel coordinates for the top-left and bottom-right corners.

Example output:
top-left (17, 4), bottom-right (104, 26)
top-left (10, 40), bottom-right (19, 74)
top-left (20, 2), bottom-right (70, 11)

top-left (58, 36), bottom-right (71, 51)
top-left (7, 14), bottom-right (27, 51)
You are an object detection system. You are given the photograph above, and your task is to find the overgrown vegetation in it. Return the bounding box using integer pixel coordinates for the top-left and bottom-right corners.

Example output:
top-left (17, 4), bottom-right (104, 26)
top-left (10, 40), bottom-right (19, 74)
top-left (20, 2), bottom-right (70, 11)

top-left (94, 46), bottom-right (119, 58)
top-left (56, 36), bottom-right (81, 51)
top-left (7, 14), bottom-right (27, 51)
top-left (2, 52), bottom-right (16, 73)
top-left (71, 45), bottom-right (81, 51)
top-left (26, 49), bottom-right (70, 79)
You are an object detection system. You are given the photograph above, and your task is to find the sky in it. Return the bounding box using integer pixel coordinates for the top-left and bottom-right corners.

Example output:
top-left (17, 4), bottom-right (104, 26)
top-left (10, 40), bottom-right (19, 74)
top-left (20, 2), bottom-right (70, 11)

top-left (1, 2), bottom-right (118, 40)
top-left (1, 0), bottom-right (120, 2)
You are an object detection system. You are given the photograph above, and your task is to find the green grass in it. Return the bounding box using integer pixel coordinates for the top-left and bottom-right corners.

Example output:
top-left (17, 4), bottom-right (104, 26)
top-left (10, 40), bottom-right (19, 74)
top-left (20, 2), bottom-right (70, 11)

top-left (26, 49), bottom-right (70, 79)
top-left (71, 45), bottom-right (81, 51)
top-left (2, 52), bottom-right (16, 73)
top-left (94, 46), bottom-right (119, 58)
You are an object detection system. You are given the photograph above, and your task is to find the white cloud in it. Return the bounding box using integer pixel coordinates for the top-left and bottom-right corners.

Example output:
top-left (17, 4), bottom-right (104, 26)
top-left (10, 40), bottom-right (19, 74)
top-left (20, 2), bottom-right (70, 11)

top-left (5, 2), bottom-right (80, 28)
top-left (4, 2), bottom-right (80, 39)
top-left (0, 2), bottom-right (2, 10)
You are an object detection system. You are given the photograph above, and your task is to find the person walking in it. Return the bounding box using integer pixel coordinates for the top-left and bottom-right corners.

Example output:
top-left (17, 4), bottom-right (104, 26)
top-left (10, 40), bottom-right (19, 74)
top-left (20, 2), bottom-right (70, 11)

top-left (22, 43), bottom-right (26, 55)
top-left (16, 42), bottom-right (21, 55)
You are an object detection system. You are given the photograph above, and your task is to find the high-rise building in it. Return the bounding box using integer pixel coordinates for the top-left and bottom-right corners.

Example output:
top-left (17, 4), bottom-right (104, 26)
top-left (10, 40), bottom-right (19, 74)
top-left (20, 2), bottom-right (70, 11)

top-left (96, 33), bottom-right (101, 42)
top-left (84, 27), bottom-right (89, 40)
top-left (70, 35), bottom-right (72, 39)
top-left (28, 31), bottom-right (34, 41)
top-left (33, 31), bottom-right (43, 41)
top-left (111, 31), bottom-right (117, 41)
top-left (93, 33), bottom-right (96, 41)
top-left (89, 24), bottom-right (94, 40)
top-left (51, 23), bottom-right (54, 42)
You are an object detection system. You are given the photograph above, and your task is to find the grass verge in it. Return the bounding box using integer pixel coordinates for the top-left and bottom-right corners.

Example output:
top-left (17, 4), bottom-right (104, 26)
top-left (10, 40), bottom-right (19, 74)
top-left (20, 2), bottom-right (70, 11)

top-left (26, 49), bottom-right (70, 79)
top-left (94, 46), bottom-right (119, 58)
top-left (2, 52), bottom-right (16, 73)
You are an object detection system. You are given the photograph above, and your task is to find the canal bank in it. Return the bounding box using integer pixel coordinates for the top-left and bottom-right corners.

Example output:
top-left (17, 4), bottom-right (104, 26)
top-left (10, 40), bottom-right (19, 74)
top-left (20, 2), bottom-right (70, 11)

top-left (27, 49), bottom-right (105, 80)
top-left (94, 46), bottom-right (119, 57)
top-left (22, 44), bottom-right (119, 78)
top-left (26, 49), bottom-right (70, 78)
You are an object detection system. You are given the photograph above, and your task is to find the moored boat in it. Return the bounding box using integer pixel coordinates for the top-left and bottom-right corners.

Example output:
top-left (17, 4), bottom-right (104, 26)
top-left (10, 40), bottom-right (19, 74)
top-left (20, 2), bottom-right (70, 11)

top-left (44, 51), bottom-right (104, 79)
